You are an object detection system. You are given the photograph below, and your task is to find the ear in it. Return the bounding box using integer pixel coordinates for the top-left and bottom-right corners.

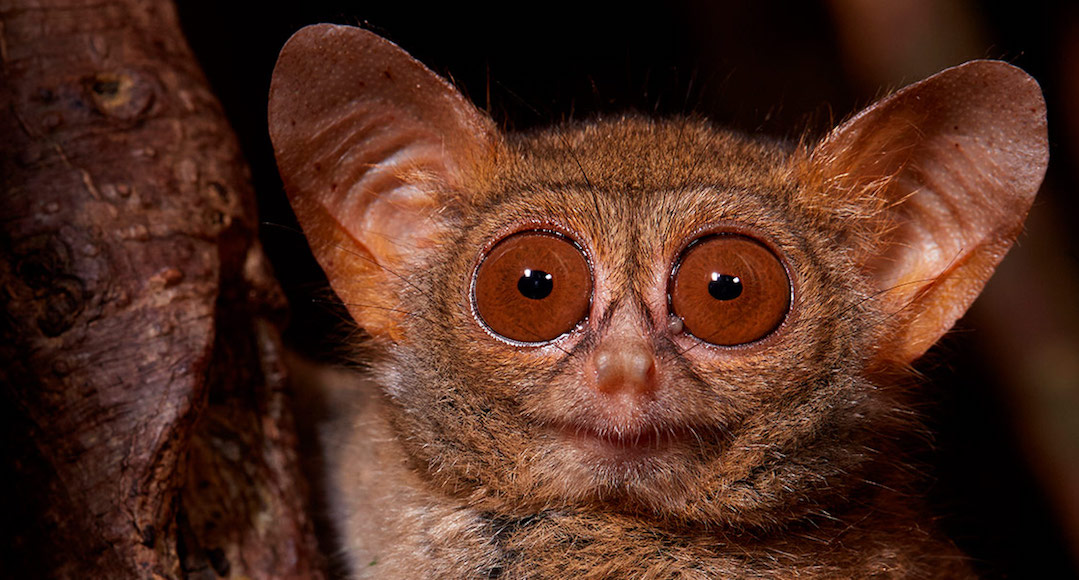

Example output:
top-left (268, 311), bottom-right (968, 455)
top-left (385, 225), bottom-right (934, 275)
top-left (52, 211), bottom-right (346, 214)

top-left (268, 24), bottom-right (499, 339)
top-left (805, 60), bottom-right (1048, 366)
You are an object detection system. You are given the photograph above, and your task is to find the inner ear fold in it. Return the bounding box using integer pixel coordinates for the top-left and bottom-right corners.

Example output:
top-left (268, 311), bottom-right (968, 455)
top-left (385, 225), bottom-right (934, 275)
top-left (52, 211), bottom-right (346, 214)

top-left (807, 60), bottom-right (1048, 365)
top-left (268, 24), bottom-right (498, 338)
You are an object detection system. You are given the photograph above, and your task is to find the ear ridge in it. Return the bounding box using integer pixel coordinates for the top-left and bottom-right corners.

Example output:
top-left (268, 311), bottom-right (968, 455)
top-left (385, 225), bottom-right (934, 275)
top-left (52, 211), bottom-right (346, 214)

top-left (268, 24), bottom-right (499, 337)
top-left (806, 60), bottom-right (1048, 364)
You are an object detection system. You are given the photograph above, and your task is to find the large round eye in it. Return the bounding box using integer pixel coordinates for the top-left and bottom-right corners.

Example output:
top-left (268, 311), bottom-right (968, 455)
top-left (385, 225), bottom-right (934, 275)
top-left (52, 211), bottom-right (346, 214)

top-left (669, 235), bottom-right (791, 346)
top-left (474, 231), bottom-right (592, 343)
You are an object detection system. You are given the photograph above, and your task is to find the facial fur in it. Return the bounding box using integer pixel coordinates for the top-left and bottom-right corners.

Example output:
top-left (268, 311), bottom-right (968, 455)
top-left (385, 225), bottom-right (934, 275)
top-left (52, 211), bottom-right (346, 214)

top-left (269, 25), bottom-right (1047, 578)
top-left (366, 117), bottom-right (902, 529)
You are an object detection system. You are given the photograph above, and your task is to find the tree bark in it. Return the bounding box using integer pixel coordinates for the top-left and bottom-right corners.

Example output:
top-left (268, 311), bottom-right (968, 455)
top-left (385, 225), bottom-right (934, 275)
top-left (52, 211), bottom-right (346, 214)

top-left (0, 0), bottom-right (325, 577)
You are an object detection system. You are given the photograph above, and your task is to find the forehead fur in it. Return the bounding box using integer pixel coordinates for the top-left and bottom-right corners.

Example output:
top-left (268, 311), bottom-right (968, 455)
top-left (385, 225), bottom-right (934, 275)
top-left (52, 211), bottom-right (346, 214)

top-left (495, 116), bottom-right (796, 196)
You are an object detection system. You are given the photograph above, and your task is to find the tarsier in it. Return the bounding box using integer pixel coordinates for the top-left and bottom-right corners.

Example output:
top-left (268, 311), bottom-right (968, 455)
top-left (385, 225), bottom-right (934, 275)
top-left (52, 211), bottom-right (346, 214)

top-left (268, 24), bottom-right (1047, 579)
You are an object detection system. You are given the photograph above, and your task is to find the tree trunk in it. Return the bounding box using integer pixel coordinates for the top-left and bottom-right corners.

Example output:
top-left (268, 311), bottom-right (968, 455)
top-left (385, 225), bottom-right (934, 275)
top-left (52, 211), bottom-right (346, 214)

top-left (0, 0), bottom-right (325, 577)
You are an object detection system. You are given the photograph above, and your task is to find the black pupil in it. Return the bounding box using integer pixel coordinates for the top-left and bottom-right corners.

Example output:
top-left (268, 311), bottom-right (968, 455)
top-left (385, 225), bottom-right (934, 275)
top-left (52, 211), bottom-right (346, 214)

top-left (518, 269), bottom-right (553, 300)
top-left (708, 273), bottom-right (742, 301)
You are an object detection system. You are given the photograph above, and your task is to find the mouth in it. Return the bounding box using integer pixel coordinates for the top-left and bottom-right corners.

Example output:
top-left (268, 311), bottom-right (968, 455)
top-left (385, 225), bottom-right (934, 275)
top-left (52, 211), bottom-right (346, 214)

top-left (555, 422), bottom-right (711, 458)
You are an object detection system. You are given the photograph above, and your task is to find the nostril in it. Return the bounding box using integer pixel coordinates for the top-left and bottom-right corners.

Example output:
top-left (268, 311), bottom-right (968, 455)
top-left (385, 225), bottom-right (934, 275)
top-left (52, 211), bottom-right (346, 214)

top-left (629, 349), bottom-right (657, 383)
top-left (592, 343), bottom-right (657, 396)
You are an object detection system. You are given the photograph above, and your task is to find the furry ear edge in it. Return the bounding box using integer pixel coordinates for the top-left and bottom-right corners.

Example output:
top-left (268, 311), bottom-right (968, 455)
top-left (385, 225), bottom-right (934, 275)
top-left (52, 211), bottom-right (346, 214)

top-left (268, 24), bottom-right (499, 339)
top-left (805, 60), bottom-right (1048, 365)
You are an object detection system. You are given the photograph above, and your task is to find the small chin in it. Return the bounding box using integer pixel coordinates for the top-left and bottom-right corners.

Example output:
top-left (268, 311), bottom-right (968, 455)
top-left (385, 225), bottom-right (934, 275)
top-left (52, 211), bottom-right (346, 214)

top-left (526, 440), bottom-right (696, 518)
top-left (533, 423), bottom-right (718, 507)
top-left (498, 421), bottom-right (735, 519)
top-left (557, 423), bottom-right (690, 463)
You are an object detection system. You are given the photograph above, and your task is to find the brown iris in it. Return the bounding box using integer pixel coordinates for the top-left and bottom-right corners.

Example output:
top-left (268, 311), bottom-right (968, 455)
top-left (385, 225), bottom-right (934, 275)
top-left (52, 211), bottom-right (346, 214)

top-left (670, 235), bottom-right (791, 346)
top-left (474, 231), bottom-right (592, 343)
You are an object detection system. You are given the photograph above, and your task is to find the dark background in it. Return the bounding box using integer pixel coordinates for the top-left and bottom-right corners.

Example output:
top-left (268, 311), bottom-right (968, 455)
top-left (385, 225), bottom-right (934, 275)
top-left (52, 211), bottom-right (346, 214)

top-left (177, 2), bottom-right (1078, 577)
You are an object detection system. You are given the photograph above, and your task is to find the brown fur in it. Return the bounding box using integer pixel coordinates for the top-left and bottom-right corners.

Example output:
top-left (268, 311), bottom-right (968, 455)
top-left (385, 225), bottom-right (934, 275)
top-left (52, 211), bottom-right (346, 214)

top-left (315, 117), bottom-right (960, 578)
top-left (268, 25), bottom-right (1047, 579)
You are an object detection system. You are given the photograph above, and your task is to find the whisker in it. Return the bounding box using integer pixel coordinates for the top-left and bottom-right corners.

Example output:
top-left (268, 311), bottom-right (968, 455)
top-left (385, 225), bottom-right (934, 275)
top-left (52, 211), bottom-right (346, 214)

top-left (260, 220), bottom-right (306, 238)
top-left (264, 220), bottom-right (419, 252)
top-left (664, 117), bottom-right (691, 190)
top-left (681, 66), bottom-right (699, 117)
top-left (326, 299), bottom-right (452, 334)
top-left (555, 132), bottom-right (604, 225)
top-left (333, 245), bottom-right (441, 305)
top-left (494, 79), bottom-right (546, 121)
top-left (262, 221), bottom-right (440, 308)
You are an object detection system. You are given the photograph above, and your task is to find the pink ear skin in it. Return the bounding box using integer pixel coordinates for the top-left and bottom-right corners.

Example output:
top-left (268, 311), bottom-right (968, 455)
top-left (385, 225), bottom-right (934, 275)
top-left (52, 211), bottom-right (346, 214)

top-left (268, 24), bottom-right (499, 339)
top-left (805, 60), bottom-right (1048, 367)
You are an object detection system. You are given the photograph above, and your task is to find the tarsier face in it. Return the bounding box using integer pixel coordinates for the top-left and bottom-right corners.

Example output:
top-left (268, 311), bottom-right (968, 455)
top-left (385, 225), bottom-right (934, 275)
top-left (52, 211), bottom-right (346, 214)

top-left (413, 133), bottom-right (868, 526)
top-left (269, 25), bottom-right (1047, 529)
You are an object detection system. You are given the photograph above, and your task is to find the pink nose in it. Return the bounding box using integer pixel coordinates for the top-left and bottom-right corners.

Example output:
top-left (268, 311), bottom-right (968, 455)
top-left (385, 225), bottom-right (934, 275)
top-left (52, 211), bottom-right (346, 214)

top-left (591, 340), bottom-right (657, 396)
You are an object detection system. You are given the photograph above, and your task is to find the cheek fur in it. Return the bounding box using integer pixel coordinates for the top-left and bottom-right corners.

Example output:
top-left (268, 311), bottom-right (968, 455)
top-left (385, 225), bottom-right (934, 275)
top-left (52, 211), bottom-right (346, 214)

top-left (371, 171), bottom-right (892, 526)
